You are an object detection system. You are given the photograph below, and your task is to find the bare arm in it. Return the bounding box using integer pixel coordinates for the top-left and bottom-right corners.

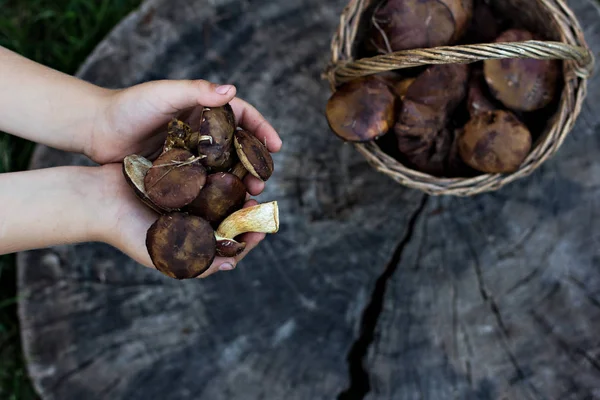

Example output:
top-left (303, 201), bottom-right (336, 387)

top-left (0, 46), bottom-right (109, 156)
top-left (0, 166), bottom-right (104, 254)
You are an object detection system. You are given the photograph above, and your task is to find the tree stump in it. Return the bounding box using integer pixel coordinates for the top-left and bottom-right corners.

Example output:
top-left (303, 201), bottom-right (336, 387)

top-left (17, 0), bottom-right (600, 399)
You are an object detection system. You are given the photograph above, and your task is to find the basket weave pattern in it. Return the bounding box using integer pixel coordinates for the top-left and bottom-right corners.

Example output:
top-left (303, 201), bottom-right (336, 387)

top-left (326, 0), bottom-right (595, 196)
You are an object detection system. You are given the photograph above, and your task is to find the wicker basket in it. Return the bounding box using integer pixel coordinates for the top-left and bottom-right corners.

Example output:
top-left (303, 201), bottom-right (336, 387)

top-left (325, 0), bottom-right (594, 196)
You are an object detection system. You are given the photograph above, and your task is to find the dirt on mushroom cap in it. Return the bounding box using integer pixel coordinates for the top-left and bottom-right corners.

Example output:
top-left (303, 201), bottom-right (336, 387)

top-left (146, 213), bottom-right (216, 279)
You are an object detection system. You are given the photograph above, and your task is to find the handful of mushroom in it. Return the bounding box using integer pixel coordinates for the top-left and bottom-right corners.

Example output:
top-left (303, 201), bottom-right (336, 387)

top-left (325, 0), bottom-right (561, 178)
top-left (123, 103), bottom-right (279, 280)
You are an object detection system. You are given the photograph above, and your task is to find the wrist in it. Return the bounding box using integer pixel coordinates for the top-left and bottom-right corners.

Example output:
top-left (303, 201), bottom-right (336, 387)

top-left (0, 166), bottom-right (107, 255)
top-left (0, 47), bottom-right (115, 156)
top-left (92, 163), bottom-right (158, 266)
top-left (81, 87), bottom-right (116, 162)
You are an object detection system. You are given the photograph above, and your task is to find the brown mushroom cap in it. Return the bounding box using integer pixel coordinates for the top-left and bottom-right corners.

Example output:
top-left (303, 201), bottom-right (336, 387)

top-left (458, 110), bottom-right (532, 173)
top-left (395, 64), bottom-right (469, 153)
top-left (186, 172), bottom-right (247, 227)
top-left (144, 148), bottom-right (207, 211)
top-left (146, 212), bottom-right (216, 279)
top-left (233, 128), bottom-right (274, 181)
top-left (367, 0), bottom-right (456, 53)
top-left (326, 76), bottom-right (396, 143)
top-left (483, 29), bottom-right (560, 112)
top-left (194, 104), bottom-right (237, 171)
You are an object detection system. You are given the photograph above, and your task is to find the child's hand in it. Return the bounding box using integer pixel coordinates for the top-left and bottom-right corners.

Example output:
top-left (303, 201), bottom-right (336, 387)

top-left (89, 79), bottom-right (282, 196)
top-left (86, 80), bottom-right (282, 278)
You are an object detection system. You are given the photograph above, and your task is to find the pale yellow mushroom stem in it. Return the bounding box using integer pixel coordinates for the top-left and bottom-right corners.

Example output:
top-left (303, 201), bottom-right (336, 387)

top-left (215, 201), bottom-right (279, 239)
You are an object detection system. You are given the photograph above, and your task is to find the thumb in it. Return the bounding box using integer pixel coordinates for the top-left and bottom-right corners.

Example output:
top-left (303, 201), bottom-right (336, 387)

top-left (145, 79), bottom-right (237, 111)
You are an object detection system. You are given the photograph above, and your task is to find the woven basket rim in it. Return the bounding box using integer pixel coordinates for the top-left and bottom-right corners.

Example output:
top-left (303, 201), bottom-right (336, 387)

top-left (326, 0), bottom-right (595, 196)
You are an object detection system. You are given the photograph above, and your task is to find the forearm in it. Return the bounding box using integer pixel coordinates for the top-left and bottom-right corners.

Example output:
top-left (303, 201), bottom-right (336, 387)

top-left (0, 46), bottom-right (111, 155)
top-left (0, 166), bottom-right (103, 254)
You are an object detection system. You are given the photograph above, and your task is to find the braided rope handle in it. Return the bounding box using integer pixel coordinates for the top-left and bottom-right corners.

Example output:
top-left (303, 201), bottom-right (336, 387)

top-left (326, 0), bottom-right (595, 86)
top-left (329, 41), bottom-right (594, 84)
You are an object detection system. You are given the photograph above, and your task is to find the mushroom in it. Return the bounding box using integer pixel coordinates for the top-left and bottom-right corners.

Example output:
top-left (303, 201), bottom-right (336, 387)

top-left (186, 172), bottom-right (247, 227)
top-left (326, 75), bottom-right (396, 142)
top-left (483, 29), bottom-right (560, 112)
top-left (367, 0), bottom-right (472, 53)
top-left (163, 118), bottom-right (211, 154)
top-left (143, 148), bottom-right (207, 211)
top-left (145, 201), bottom-right (280, 279)
top-left (123, 154), bottom-right (168, 214)
top-left (233, 129), bottom-right (274, 181)
top-left (214, 201), bottom-right (280, 257)
top-left (192, 104), bottom-right (237, 171)
top-left (457, 109), bottom-right (532, 173)
top-left (146, 212), bottom-right (216, 279)
top-left (395, 64), bottom-right (469, 174)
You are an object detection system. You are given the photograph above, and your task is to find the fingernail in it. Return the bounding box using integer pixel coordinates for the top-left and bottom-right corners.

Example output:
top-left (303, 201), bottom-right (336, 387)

top-left (219, 263), bottom-right (235, 271)
top-left (215, 85), bottom-right (233, 95)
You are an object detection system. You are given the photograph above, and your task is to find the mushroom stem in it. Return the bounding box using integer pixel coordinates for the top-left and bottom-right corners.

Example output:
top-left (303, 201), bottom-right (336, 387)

top-left (216, 201), bottom-right (279, 239)
top-left (230, 162), bottom-right (249, 180)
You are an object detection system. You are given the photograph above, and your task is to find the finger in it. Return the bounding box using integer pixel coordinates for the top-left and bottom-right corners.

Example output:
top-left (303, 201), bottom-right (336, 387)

top-left (229, 97), bottom-right (282, 153)
top-left (244, 175), bottom-right (265, 196)
top-left (148, 79), bottom-right (238, 113)
top-left (197, 256), bottom-right (238, 279)
top-left (243, 198), bottom-right (259, 208)
top-left (234, 232), bottom-right (266, 263)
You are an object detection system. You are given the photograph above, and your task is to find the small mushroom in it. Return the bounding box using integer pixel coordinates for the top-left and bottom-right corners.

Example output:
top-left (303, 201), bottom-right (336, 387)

top-left (326, 76), bottom-right (396, 142)
top-left (457, 109), bottom-right (532, 173)
top-left (122, 154), bottom-right (168, 214)
top-left (395, 64), bottom-right (469, 168)
top-left (483, 29), bottom-right (560, 112)
top-left (146, 212), bottom-right (216, 279)
top-left (144, 148), bottom-right (207, 211)
top-left (186, 172), bottom-right (247, 227)
top-left (214, 201), bottom-right (280, 257)
top-left (163, 118), bottom-right (211, 154)
top-left (193, 104), bottom-right (237, 171)
top-left (233, 129), bottom-right (274, 181)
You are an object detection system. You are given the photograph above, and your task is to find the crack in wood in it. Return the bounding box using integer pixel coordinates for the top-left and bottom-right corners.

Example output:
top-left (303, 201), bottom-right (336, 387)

top-left (531, 311), bottom-right (600, 374)
top-left (458, 220), bottom-right (542, 400)
top-left (337, 195), bottom-right (429, 400)
top-left (566, 275), bottom-right (600, 310)
top-left (472, 259), bottom-right (538, 398)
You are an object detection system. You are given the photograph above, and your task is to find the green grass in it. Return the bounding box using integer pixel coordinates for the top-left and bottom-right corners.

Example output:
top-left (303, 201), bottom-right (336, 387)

top-left (0, 0), bottom-right (142, 398)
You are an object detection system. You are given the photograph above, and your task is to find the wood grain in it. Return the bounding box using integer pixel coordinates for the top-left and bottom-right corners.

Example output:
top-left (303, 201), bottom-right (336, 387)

top-left (16, 0), bottom-right (600, 399)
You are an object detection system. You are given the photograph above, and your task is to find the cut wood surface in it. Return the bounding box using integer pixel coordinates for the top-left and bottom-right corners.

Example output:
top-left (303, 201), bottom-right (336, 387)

top-left (17, 0), bottom-right (600, 399)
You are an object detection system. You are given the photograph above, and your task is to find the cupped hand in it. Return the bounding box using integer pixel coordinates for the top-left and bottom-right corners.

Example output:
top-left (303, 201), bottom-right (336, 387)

top-left (89, 79), bottom-right (282, 195)
top-left (89, 79), bottom-right (282, 278)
